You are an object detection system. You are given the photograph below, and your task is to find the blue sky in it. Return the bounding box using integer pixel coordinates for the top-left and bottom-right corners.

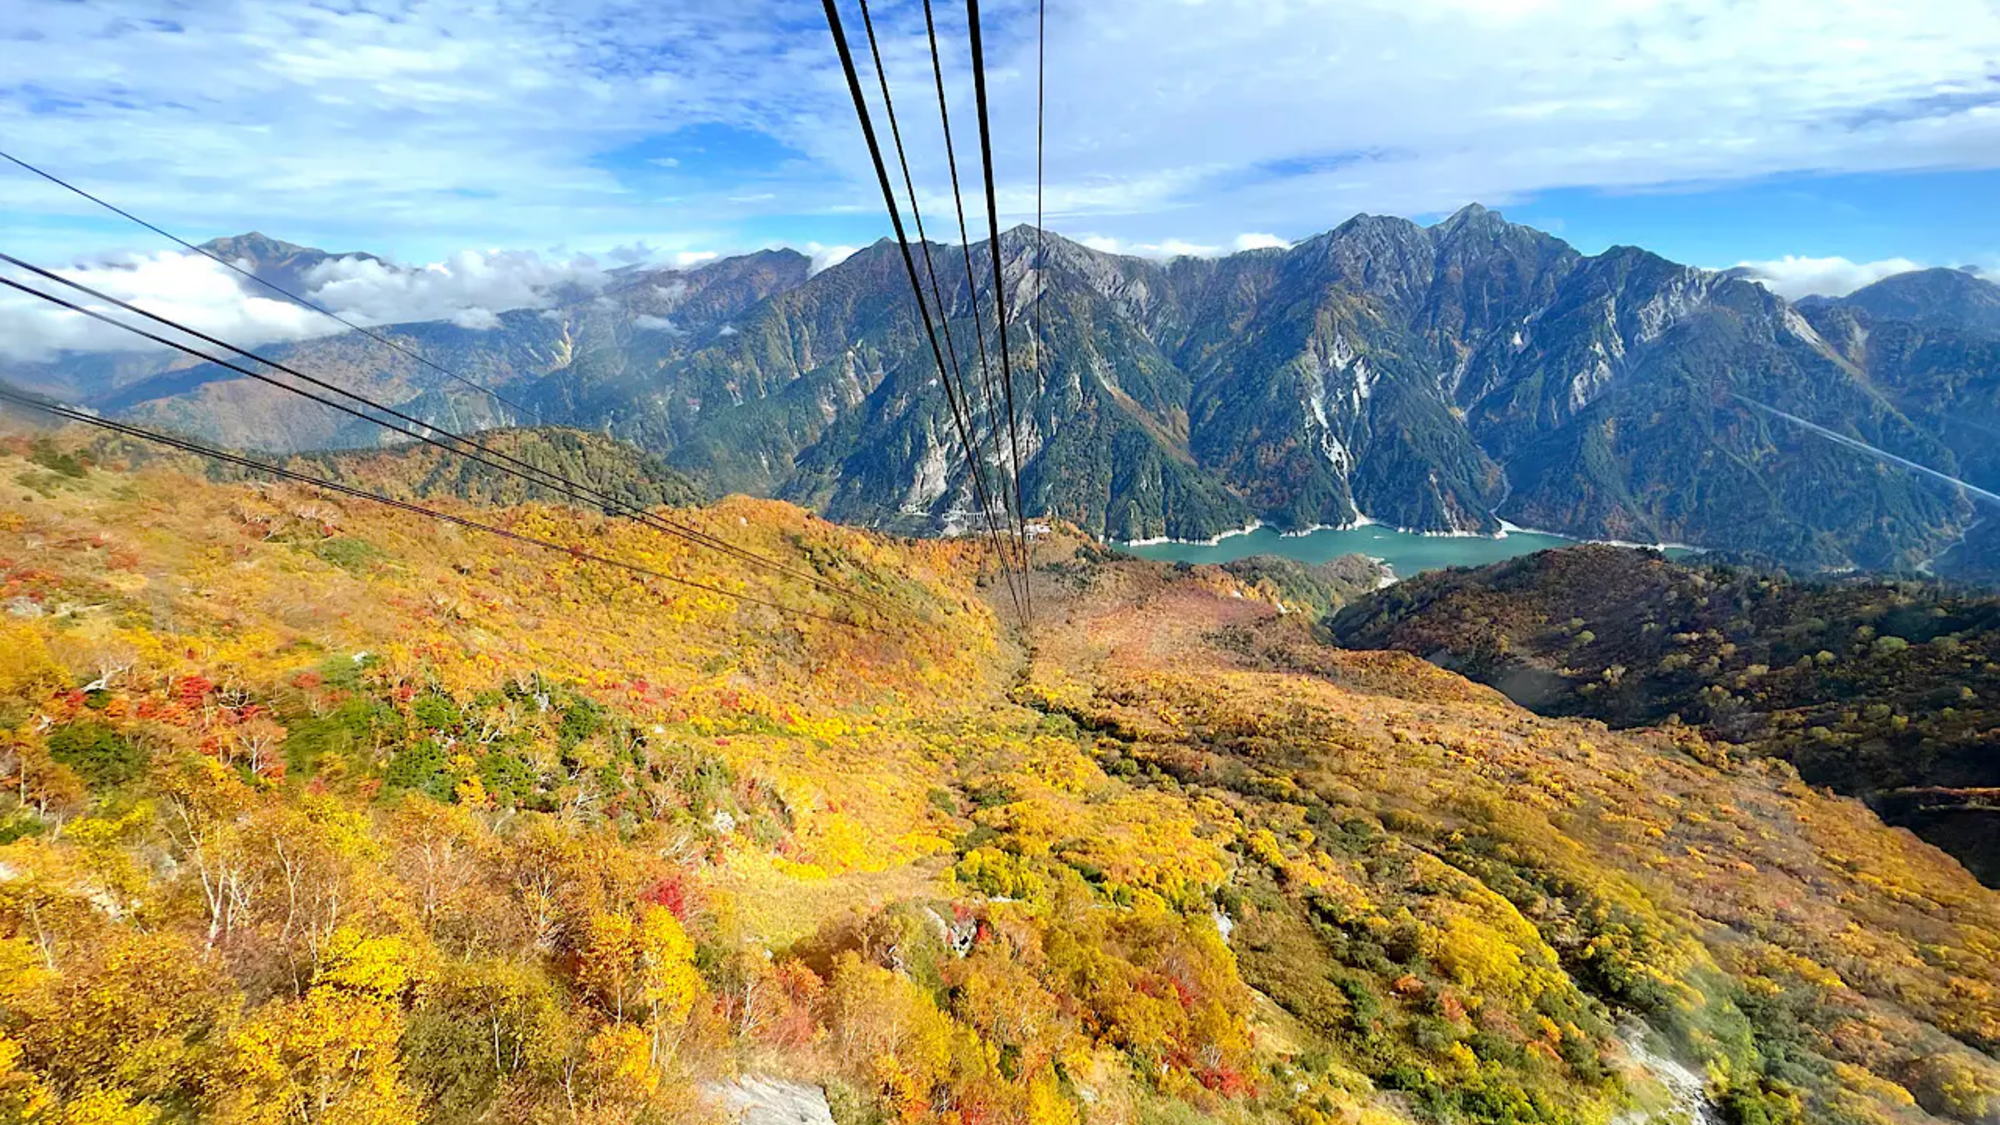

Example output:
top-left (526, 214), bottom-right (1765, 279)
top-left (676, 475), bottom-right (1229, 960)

top-left (2, 0), bottom-right (1998, 303)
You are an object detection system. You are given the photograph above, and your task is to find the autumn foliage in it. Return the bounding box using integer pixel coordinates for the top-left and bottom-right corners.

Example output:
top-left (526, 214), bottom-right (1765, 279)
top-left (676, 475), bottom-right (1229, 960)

top-left (0, 438), bottom-right (1996, 1125)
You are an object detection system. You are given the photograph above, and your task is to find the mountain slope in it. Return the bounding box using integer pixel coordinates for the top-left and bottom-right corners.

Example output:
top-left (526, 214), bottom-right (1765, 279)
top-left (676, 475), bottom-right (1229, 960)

top-left (275, 426), bottom-right (706, 509)
top-left (1814, 268), bottom-right (2000, 339)
top-left (1801, 294), bottom-right (2000, 515)
top-left (1327, 545), bottom-right (2000, 880)
top-left (1, 439), bottom-right (1997, 1124)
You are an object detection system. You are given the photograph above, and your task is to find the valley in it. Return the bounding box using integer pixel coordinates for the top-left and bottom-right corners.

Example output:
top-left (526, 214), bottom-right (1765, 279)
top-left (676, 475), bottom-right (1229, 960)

top-left (7, 5), bottom-right (1997, 1125)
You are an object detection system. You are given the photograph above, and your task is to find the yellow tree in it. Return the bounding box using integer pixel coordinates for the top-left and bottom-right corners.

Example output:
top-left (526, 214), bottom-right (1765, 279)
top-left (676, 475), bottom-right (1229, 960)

top-left (0, 929), bottom-right (234, 1111)
top-left (575, 905), bottom-right (701, 1066)
top-left (0, 732), bottom-right (85, 822)
top-left (214, 928), bottom-right (423, 1125)
top-left (155, 755), bottom-right (259, 948)
top-left (0, 1031), bottom-right (54, 1124)
top-left (635, 905), bottom-right (700, 1064)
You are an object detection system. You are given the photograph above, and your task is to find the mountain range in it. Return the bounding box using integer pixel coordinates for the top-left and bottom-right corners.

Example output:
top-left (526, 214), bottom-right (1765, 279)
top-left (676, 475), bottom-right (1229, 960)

top-left (10, 211), bottom-right (1999, 573)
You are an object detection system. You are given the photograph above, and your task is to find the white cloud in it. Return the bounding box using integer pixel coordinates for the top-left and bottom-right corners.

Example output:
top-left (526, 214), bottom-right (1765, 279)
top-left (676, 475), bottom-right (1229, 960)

top-left (0, 0), bottom-right (845, 264)
top-left (803, 243), bottom-right (860, 274)
top-left (1732, 255), bottom-right (1927, 300)
top-left (672, 250), bottom-right (719, 268)
top-left (302, 249), bottom-right (606, 330)
top-left (984, 0), bottom-right (2000, 247)
top-left (605, 242), bottom-right (659, 265)
top-left (1232, 233), bottom-right (1291, 252)
top-left (1, 0), bottom-right (1995, 267)
top-left (1073, 235), bottom-right (1222, 259)
top-left (449, 307), bottom-right (502, 330)
top-left (0, 251), bottom-right (331, 361)
top-left (0, 245), bottom-right (610, 361)
top-left (633, 314), bottom-right (684, 334)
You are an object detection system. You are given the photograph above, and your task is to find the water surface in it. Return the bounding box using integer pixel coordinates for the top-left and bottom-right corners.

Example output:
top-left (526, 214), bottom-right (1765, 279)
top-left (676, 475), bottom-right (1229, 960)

top-left (1119, 523), bottom-right (1694, 579)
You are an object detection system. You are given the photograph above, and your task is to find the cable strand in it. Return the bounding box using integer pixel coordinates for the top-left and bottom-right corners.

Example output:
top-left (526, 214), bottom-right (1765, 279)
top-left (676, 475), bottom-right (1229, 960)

top-left (964, 0), bottom-right (1033, 619)
top-left (919, 0), bottom-right (1026, 581)
top-left (855, 0), bottom-right (1027, 612)
top-left (821, 0), bottom-right (1026, 618)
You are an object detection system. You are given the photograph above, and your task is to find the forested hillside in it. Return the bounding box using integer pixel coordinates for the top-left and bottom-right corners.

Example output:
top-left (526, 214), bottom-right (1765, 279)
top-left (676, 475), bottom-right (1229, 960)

top-left (1328, 546), bottom-right (2000, 881)
top-left (1, 430), bottom-right (1997, 1125)
top-left (270, 428), bottom-right (705, 510)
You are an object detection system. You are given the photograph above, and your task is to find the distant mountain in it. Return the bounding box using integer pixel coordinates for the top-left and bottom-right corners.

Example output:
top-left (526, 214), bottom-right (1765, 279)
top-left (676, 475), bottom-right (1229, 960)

top-left (1797, 272), bottom-right (2000, 555)
top-left (11, 215), bottom-right (1998, 573)
top-left (197, 231), bottom-right (382, 293)
top-left (1807, 267), bottom-right (2000, 338)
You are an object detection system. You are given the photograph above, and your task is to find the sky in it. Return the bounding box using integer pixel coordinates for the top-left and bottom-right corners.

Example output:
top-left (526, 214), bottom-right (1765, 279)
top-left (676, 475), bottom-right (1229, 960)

top-left (2, 0), bottom-right (1998, 347)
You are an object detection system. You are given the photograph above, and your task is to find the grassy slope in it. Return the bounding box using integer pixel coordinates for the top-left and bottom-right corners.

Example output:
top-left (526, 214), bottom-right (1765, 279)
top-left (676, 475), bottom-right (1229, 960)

top-left (0, 437), bottom-right (1995, 1125)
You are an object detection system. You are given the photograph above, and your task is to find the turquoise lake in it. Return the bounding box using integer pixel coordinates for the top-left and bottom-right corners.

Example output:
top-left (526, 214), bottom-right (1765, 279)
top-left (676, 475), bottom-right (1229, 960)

top-left (1118, 523), bottom-right (1695, 579)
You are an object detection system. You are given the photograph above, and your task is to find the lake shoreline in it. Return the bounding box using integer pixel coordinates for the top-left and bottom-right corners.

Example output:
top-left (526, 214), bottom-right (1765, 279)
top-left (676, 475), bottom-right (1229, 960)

top-left (1118, 514), bottom-right (1700, 555)
top-left (1114, 517), bottom-right (1699, 583)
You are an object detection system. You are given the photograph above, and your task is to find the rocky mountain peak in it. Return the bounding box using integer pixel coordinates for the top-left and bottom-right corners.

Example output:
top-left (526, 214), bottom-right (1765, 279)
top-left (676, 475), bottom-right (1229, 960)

top-left (194, 231), bottom-right (378, 292)
top-left (1431, 201), bottom-right (1498, 234)
top-left (1835, 267), bottom-right (2000, 337)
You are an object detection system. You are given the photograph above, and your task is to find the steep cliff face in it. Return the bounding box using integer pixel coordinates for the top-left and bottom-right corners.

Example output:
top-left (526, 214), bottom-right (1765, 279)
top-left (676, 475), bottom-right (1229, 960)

top-left (38, 214), bottom-right (1998, 569)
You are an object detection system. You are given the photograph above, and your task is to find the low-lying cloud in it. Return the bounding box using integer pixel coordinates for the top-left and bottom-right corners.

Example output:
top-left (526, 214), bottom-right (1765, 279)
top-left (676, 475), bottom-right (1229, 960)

top-left (0, 247), bottom-right (611, 362)
top-left (1732, 254), bottom-right (1928, 300)
top-left (1077, 232), bottom-right (1295, 259)
top-left (803, 243), bottom-right (860, 274)
top-left (1232, 233), bottom-right (1292, 252)
top-left (304, 249), bottom-right (608, 330)
top-left (0, 251), bottom-right (328, 362)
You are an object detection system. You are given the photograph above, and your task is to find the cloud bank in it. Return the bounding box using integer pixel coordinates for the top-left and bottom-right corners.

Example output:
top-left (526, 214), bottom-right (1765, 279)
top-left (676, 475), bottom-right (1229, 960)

top-left (0, 247), bottom-right (610, 361)
top-left (1076, 234), bottom-right (1286, 259)
top-left (1733, 255), bottom-right (1928, 300)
